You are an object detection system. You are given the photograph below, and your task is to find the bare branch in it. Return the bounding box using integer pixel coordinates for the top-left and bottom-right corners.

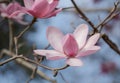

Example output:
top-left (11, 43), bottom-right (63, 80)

top-left (14, 18), bottom-right (37, 55)
top-left (8, 19), bottom-right (13, 52)
top-left (0, 49), bottom-right (56, 83)
top-left (71, 0), bottom-right (98, 33)
top-left (71, 0), bottom-right (120, 55)
top-left (26, 66), bottom-right (38, 83)
top-left (96, 1), bottom-right (119, 29)
top-left (102, 34), bottom-right (120, 54)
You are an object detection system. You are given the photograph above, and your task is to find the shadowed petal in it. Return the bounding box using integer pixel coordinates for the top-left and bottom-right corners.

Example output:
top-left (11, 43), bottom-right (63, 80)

top-left (6, 2), bottom-right (22, 15)
top-left (47, 26), bottom-right (64, 52)
top-left (34, 50), bottom-right (66, 60)
top-left (9, 9), bottom-right (28, 18)
top-left (42, 8), bottom-right (62, 18)
top-left (76, 46), bottom-right (100, 57)
top-left (84, 33), bottom-right (100, 49)
top-left (73, 24), bottom-right (88, 49)
top-left (63, 34), bottom-right (78, 57)
top-left (66, 58), bottom-right (83, 66)
top-left (23, 0), bottom-right (34, 9)
top-left (13, 13), bottom-right (29, 25)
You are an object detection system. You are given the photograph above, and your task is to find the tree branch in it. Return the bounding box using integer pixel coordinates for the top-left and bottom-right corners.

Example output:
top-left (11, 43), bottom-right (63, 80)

top-left (0, 49), bottom-right (56, 83)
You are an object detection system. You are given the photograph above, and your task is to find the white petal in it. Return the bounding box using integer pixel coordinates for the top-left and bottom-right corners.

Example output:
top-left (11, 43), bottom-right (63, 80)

top-left (34, 50), bottom-right (66, 60)
top-left (66, 58), bottom-right (83, 66)
top-left (47, 26), bottom-right (64, 52)
top-left (84, 33), bottom-right (100, 49)
top-left (77, 46), bottom-right (100, 57)
top-left (24, 0), bottom-right (34, 9)
top-left (73, 24), bottom-right (88, 49)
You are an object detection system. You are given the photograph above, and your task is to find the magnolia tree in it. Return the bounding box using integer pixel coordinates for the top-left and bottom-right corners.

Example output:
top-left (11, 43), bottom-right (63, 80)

top-left (0, 0), bottom-right (120, 83)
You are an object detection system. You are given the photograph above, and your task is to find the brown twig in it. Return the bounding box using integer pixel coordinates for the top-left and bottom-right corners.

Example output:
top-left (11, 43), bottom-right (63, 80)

top-left (71, 0), bottom-right (98, 33)
top-left (0, 49), bottom-right (69, 75)
top-left (8, 19), bottom-right (13, 52)
top-left (99, 12), bottom-right (120, 32)
top-left (26, 48), bottom-right (39, 83)
top-left (71, 0), bottom-right (120, 55)
top-left (62, 7), bottom-right (120, 12)
top-left (0, 55), bottom-right (23, 65)
top-left (14, 18), bottom-right (37, 55)
top-left (0, 49), bottom-right (56, 83)
top-left (44, 44), bottom-right (50, 49)
top-left (59, 72), bottom-right (69, 83)
top-left (102, 34), bottom-right (120, 54)
top-left (96, 2), bottom-right (119, 29)
top-left (26, 66), bottom-right (38, 83)
top-left (16, 18), bottom-right (37, 39)
top-left (53, 65), bottom-right (69, 77)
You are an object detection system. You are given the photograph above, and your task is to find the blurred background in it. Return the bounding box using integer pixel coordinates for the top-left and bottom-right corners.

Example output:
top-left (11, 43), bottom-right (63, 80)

top-left (0, 0), bottom-right (120, 83)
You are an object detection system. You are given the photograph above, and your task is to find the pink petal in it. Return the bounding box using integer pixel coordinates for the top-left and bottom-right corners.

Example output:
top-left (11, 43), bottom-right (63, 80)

top-left (84, 33), bottom-right (100, 49)
top-left (23, 0), bottom-right (34, 9)
top-left (76, 46), bottom-right (100, 57)
top-left (42, 8), bottom-right (62, 18)
top-left (15, 19), bottom-right (29, 25)
top-left (48, 0), bottom-right (54, 4)
top-left (0, 4), bottom-right (7, 11)
top-left (31, 0), bottom-right (60, 18)
top-left (47, 26), bottom-right (64, 52)
top-left (73, 24), bottom-right (89, 49)
top-left (34, 50), bottom-right (66, 60)
top-left (45, 0), bottom-right (59, 15)
top-left (9, 8), bottom-right (30, 18)
top-left (63, 34), bottom-right (78, 57)
top-left (66, 58), bottom-right (83, 66)
top-left (31, 0), bottom-right (49, 17)
top-left (6, 2), bottom-right (22, 15)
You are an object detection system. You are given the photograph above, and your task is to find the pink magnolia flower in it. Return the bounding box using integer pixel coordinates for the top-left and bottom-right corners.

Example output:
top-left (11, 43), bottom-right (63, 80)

top-left (34, 24), bottom-right (101, 66)
top-left (21, 0), bottom-right (62, 18)
top-left (0, 2), bottom-right (28, 25)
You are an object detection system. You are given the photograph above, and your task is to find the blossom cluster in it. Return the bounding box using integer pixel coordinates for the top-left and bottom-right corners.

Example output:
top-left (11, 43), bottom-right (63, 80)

top-left (0, 0), bottom-right (100, 66)
top-left (0, 0), bottom-right (61, 24)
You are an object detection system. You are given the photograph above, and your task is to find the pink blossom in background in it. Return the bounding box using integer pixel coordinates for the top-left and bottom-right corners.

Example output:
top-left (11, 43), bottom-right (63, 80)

top-left (34, 24), bottom-right (101, 66)
top-left (101, 61), bottom-right (116, 73)
top-left (22, 0), bottom-right (62, 18)
top-left (0, 2), bottom-right (28, 25)
top-left (93, 0), bottom-right (103, 3)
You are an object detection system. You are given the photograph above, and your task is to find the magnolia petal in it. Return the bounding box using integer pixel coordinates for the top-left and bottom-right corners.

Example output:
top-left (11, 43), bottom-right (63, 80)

top-left (34, 50), bottom-right (66, 60)
top-left (76, 46), bottom-right (100, 57)
top-left (6, 2), bottom-right (22, 15)
top-left (84, 33), bottom-right (100, 49)
top-left (63, 34), bottom-right (78, 57)
top-left (9, 9), bottom-right (28, 18)
top-left (47, 26), bottom-right (64, 52)
top-left (12, 12), bottom-right (28, 25)
top-left (46, 0), bottom-right (59, 14)
top-left (66, 58), bottom-right (83, 66)
top-left (1, 13), bottom-right (8, 17)
top-left (31, 0), bottom-right (49, 17)
top-left (43, 8), bottom-right (62, 18)
top-left (14, 18), bottom-right (29, 25)
top-left (73, 24), bottom-right (88, 49)
top-left (23, 0), bottom-right (34, 9)
top-left (0, 4), bottom-right (7, 11)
